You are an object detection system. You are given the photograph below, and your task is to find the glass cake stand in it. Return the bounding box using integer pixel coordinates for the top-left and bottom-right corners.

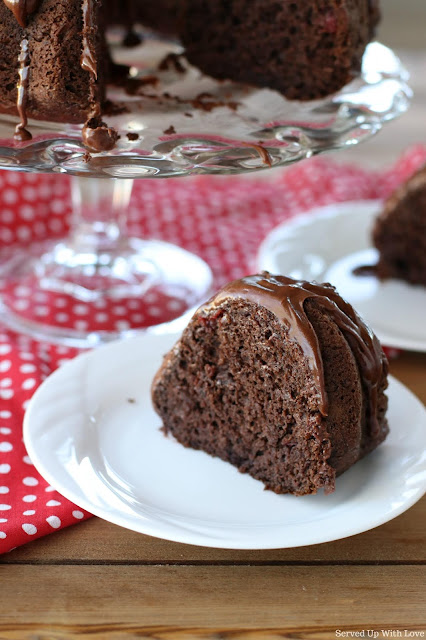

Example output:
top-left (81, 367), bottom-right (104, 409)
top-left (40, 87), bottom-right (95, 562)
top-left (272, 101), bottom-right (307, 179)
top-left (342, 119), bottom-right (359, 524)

top-left (0, 39), bottom-right (411, 348)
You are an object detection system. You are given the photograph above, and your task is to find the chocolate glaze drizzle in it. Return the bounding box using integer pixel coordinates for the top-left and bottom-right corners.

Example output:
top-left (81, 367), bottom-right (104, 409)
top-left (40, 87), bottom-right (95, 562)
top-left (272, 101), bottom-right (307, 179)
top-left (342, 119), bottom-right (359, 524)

top-left (14, 37), bottom-right (32, 141)
top-left (81, 0), bottom-right (101, 149)
top-left (2, 0), bottom-right (41, 28)
top-left (352, 264), bottom-right (378, 278)
top-left (3, 0), bottom-right (117, 151)
top-left (80, 0), bottom-right (118, 152)
top-left (82, 117), bottom-right (119, 153)
top-left (2, 0), bottom-right (42, 141)
top-left (206, 273), bottom-right (386, 435)
top-left (81, 0), bottom-right (97, 81)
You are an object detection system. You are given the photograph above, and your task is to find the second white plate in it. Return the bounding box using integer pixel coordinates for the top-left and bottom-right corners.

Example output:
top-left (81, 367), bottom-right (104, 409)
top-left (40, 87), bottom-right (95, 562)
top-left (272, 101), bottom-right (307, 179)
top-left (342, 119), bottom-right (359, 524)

top-left (24, 332), bottom-right (426, 549)
top-left (257, 200), bottom-right (426, 352)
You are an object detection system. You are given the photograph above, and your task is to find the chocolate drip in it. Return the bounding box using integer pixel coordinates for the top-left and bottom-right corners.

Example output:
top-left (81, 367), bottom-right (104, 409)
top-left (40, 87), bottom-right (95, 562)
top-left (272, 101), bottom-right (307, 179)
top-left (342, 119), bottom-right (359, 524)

top-left (81, 0), bottom-right (98, 82)
top-left (353, 264), bottom-right (378, 277)
top-left (14, 38), bottom-right (32, 141)
top-left (80, 0), bottom-right (118, 152)
top-left (2, 0), bottom-right (41, 28)
top-left (243, 143), bottom-right (272, 167)
top-left (82, 117), bottom-right (119, 152)
top-left (207, 273), bottom-right (386, 433)
top-left (2, 0), bottom-right (42, 141)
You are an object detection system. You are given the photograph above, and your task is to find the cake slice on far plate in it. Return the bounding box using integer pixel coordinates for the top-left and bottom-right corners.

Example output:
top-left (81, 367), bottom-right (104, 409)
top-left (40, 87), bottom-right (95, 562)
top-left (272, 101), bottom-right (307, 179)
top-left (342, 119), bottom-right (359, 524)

top-left (373, 165), bottom-right (426, 286)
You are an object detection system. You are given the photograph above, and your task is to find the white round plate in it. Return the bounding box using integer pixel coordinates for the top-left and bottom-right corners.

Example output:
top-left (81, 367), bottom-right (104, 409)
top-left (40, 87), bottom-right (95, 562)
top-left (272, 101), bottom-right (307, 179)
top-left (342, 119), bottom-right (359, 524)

top-left (24, 332), bottom-right (426, 549)
top-left (257, 200), bottom-right (426, 352)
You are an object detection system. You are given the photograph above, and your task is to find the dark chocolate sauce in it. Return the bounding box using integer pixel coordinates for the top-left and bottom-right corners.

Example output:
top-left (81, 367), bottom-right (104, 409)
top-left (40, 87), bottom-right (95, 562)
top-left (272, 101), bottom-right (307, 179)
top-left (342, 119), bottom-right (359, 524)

top-left (2, 0), bottom-right (41, 28)
top-left (14, 38), bottom-right (31, 141)
top-left (207, 273), bottom-right (386, 432)
top-left (2, 1), bottom-right (42, 141)
top-left (4, 0), bottom-right (117, 151)
top-left (246, 143), bottom-right (272, 167)
top-left (80, 0), bottom-right (118, 152)
top-left (80, 0), bottom-right (97, 80)
top-left (353, 264), bottom-right (378, 277)
top-left (82, 117), bottom-right (119, 153)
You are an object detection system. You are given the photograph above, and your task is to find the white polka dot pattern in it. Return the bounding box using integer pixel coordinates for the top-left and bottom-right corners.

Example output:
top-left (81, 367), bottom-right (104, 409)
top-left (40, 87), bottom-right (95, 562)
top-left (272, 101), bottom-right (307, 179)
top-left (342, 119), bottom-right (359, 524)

top-left (22, 523), bottom-right (37, 535)
top-left (46, 515), bottom-right (61, 529)
top-left (1, 148), bottom-right (425, 555)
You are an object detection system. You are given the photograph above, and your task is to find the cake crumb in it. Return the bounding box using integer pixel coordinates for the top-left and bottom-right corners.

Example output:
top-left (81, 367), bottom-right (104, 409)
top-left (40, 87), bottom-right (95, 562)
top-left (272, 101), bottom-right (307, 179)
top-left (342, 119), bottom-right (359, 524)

top-left (158, 52), bottom-right (186, 74)
top-left (124, 75), bottom-right (159, 97)
top-left (191, 93), bottom-right (240, 113)
top-left (163, 125), bottom-right (176, 135)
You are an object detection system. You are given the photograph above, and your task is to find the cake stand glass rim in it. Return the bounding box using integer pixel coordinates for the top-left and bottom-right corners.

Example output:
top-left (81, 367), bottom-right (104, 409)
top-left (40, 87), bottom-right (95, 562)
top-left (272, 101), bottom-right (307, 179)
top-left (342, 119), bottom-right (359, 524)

top-left (0, 42), bottom-right (411, 179)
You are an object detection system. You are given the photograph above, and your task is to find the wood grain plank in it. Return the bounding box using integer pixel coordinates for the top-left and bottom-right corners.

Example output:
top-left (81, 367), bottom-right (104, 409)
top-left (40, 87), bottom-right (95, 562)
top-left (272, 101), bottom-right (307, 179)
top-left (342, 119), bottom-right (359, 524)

top-left (389, 353), bottom-right (426, 403)
top-left (2, 495), bottom-right (425, 565)
top-left (0, 565), bottom-right (425, 635)
top-left (1, 629), bottom-right (426, 640)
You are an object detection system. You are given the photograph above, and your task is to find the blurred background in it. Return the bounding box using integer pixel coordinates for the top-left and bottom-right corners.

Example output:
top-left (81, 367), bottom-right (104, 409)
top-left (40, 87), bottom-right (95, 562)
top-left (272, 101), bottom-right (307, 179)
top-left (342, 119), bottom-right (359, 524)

top-left (379, 0), bottom-right (425, 49)
top-left (334, 0), bottom-right (426, 168)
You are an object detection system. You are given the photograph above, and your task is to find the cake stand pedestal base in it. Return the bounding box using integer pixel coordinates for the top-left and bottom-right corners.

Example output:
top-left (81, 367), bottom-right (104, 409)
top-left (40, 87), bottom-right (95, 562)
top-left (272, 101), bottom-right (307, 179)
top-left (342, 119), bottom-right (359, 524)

top-left (0, 177), bottom-right (213, 348)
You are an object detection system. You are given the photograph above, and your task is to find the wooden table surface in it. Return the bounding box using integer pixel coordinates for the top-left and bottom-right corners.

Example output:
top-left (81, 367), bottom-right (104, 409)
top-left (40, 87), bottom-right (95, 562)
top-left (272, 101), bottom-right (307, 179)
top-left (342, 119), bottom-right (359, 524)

top-left (1, 352), bottom-right (425, 638)
top-left (1, 46), bottom-right (426, 639)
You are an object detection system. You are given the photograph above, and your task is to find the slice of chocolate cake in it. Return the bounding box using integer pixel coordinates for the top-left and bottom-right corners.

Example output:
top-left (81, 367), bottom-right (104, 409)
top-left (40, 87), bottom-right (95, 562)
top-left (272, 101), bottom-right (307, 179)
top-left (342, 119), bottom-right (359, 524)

top-left (130, 0), bottom-right (179, 36)
top-left (152, 274), bottom-right (389, 496)
top-left (0, 1), bottom-right (106, 126)
top-left (103, 0), bottom-right (179, 49)
top-left (0, 0), bottom-right (117, 150)
top-left (179, 0), bottom-right (378, 101)
top-left (373, 165), bottom-right (426, 286)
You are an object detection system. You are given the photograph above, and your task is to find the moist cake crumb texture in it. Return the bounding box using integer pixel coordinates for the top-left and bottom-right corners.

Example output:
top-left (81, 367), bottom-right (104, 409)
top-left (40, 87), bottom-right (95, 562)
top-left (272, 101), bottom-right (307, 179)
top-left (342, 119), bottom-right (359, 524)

top-left (152, 274), bottom-right (389, 496)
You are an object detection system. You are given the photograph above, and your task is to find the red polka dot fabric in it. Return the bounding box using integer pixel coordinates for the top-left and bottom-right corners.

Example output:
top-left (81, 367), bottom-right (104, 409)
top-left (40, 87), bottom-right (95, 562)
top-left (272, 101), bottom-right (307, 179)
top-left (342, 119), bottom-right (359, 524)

top-left (1, 146), bottom-right (425, 555)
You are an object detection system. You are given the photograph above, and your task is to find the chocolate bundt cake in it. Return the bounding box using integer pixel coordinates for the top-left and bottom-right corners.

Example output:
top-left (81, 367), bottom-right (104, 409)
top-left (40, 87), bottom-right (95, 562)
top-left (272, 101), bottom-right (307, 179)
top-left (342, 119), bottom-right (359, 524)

top-left (129, 0), bottom-right (380, 100)
top-left (373, 165), bottom-right (426, 286)
top-left (180, 0), bottom-right (380, 101)
top-left (0, 0), bottom-right (380, 146)
top-left (104, 0), bottom-right (179, 44)
top-left (127, 0), bottom-right (179, 36)
top-left (0, 0), bottom-right (117, 151)
top-left (152, 274), bottom-right (389, 496)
